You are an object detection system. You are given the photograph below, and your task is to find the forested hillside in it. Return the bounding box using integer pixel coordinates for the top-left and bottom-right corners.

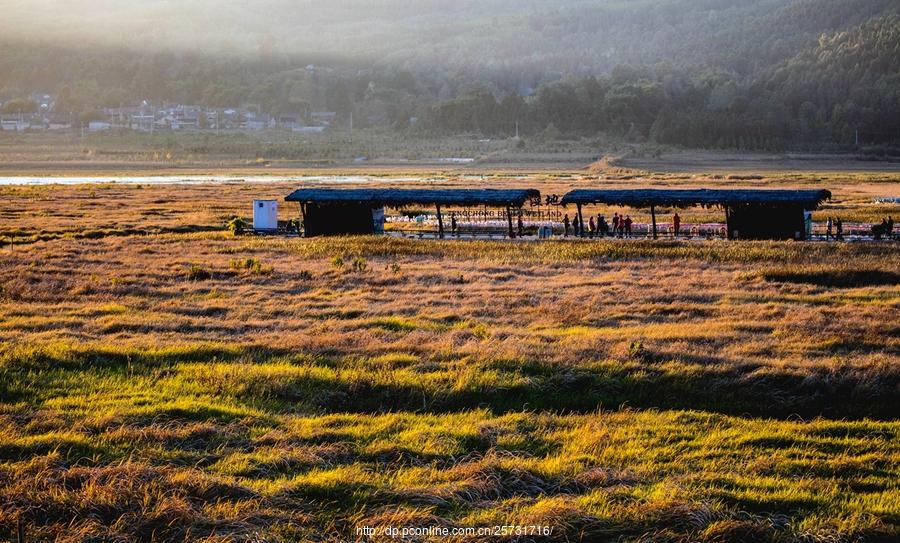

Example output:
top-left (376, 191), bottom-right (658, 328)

top-left (1, 0), bottom-right (898, 149)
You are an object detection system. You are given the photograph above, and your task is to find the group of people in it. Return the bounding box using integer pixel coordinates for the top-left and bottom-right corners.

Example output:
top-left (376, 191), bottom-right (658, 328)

top-left (871, 216), bottom-right (894, 240)
top-left (827, 216), bottom-right (895, 240)
top-left (824, 216), bottom-right (844, 240)
top-left (563, 212), bottom-right (641, 238)
top-left (454, 210), bottom-right (895, 241)
top-left (563, 212), bottom-right (682, 238)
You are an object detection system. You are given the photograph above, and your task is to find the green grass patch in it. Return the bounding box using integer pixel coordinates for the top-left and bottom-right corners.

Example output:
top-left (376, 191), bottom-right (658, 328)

top-left (244, 236), bottom-right (900, 265)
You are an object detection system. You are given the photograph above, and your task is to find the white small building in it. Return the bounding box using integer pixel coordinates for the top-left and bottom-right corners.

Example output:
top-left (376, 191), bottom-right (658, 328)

top-left (131, 114), bottom-right (155, 131)
top-left (253, 200), bottom-right (278, 230)
top-left (292, 126), bottom-right (327, 134)
top-left (88, 121), bottom-right (111, 132)
top-left (245, 119), bottom-right (266, 131)
top-left (0, 120), bottom-right (29, 132)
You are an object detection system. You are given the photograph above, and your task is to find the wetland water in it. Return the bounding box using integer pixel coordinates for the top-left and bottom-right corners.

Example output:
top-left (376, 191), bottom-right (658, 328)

top-left (0, 175), bottom-right (429, 186)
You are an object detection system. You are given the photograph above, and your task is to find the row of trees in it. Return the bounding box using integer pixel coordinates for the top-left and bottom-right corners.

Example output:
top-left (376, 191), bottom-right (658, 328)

top-left (0, 43), bottom-right (426, 129)
top-left (1, 6), bottom-right (897, 150)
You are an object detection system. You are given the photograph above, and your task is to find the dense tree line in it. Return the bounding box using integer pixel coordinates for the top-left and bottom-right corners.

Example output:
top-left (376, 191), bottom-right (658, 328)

top-left (423, 15), bottom-right (900, 149)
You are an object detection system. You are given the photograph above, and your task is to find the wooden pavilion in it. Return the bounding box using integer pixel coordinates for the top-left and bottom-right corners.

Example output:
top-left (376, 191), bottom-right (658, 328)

top-left (285, 188), bottom-right (541, 238)
top-left (560, 188), bottom-right (831, 240)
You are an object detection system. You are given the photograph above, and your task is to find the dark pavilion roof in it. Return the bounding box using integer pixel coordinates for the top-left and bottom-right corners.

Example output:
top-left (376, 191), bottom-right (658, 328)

top-left (560, 188), bottom-right (831, 208)
top-left (285, 188), bottom-right (540, 207)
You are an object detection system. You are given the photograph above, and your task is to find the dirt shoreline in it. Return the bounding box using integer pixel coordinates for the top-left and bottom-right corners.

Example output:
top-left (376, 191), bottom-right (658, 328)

top-left (2, 151), bottom-right (900, 177)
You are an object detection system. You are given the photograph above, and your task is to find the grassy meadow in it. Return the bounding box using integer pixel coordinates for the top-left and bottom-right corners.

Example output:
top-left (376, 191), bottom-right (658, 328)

top-left (0, 180), bottom-right (898, 542)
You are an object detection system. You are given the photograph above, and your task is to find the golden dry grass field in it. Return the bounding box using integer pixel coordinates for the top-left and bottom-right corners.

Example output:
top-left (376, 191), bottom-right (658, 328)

top-left (0, 176), bottom-right (898, 542)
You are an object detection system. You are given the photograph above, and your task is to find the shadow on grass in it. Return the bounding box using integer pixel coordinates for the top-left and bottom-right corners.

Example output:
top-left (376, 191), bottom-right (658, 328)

top-left (760, 269), bottom-right (900, 287)
top-left (300, 354), bottom-right (899, 420)
top-left (2, 344), bottom-right (897, 421)
top-left (2, 224), bottom-right (225, 246)
top-left (0, 342), bottom-right (290, 372)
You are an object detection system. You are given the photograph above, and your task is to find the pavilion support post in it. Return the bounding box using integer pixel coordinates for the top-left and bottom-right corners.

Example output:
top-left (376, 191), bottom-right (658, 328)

top-left (506, 206), bottom-right (515, 238)
top-left (576, 204), bottom-right (584, 238)
top-left (436, 203), bottom-right (444, 239)
top-left (650, 205), bottom-right (658, 239)
top-left (299, 203), bottom-right (307, 237)
top-left (724, 205), bottom-right (732, 240)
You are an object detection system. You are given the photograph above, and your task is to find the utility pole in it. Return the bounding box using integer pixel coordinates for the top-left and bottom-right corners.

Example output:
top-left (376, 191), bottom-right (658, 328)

top-left (515, 121), bottom-right (519, 139)
top-left (349, 111), bottom-right (353, 144)
top-left (855, 128), bottom-right (859, 146)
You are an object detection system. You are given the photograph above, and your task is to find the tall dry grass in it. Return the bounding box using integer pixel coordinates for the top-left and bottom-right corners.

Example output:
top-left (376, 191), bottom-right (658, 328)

top-left (0, 191), bottom-right (898, 541)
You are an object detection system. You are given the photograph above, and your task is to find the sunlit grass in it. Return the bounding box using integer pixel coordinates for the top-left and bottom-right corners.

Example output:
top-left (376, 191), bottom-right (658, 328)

top-left (1, 407), bottom-right (896, 540)
top-left (0, 204), bottom-right (897, 541)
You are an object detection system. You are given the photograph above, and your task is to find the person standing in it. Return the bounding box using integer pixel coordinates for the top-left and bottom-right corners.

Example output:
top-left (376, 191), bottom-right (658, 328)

top-left (451, 214), bottom-right (458, 237)
top-left (612, 213), bottom-right (620, 237)
top-left (563, 214), bottom-right (571, 237)
top-left (835, 217), bottom-right (843, 240)
top-left (517, 213), bottom-right (524, 237)
top-left (873, 218), bottom-right (888, 240)
top-left (673, 212), bottom-right (681, 238)
top-left (572, 215), bottom-right (580, 238)
top-left (589, 217), bottom-right (596, 238)
top-left (826, 217), bottom-right (833, 240)
top-left (624, 215), bottom-right (633, 238)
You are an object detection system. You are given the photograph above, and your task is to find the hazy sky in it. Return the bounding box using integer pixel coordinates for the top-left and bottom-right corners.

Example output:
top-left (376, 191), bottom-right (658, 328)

top-left (0, 1), bottom-right (520, 51)
top-left (2, 1), bottom-right (892, 77)
top-left (0, 0), bottom-right (628, 77)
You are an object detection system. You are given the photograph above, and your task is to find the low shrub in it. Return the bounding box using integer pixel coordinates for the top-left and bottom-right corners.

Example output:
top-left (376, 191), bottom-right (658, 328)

top-left (230, 258), bottom-right (268, 274)
top-left (351, 257), bottom-right (368, 273)
top-left (186, 264), bottom-right (212, 281)
top-left (226, 217), bottom-right (247, 236)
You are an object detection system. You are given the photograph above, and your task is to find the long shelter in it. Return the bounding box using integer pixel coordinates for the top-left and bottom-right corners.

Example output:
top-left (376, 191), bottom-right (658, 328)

top-left (560, 188), bottom-right (831, 240)
top-left (285, 188), bottom-right (541, 238)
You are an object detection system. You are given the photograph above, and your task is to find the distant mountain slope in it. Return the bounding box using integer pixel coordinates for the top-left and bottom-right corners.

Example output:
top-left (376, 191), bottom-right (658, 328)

top-left (759, 13), bottom-right (900, 141)
top-left (1, 0), bottom-right (898, 149)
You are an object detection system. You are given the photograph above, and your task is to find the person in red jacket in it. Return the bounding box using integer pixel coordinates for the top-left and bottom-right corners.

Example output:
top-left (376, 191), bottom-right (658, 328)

top-left (673, 212), bottom-right (681, 238)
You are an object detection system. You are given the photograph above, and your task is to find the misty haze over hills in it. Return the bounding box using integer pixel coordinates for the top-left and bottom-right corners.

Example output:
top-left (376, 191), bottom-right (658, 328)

top-left (1, 0), bottom-right (898, 149)
top-left (4, 1), bottom-right (897, 77)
